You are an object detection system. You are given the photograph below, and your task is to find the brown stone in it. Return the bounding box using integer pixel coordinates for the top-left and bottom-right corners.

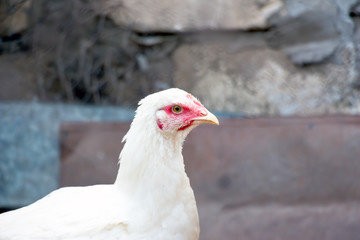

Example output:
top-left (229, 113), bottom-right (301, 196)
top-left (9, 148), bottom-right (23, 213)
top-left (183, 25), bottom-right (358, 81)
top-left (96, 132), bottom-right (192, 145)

top-left (60, 123), bottom-right (128, 186)
top-left (185, 116), bottom-right (360, 205)
top-left (199, 203), bottom-right (360, 240)
top-left (60, 115), bottom-right (360, 239)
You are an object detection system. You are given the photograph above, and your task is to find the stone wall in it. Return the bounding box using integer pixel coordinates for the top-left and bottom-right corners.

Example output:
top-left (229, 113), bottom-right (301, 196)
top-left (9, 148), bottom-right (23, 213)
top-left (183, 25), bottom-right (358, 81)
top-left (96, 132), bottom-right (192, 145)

top-left (100, 0), bottom-right (360, 115)
top-left (1, 0), bottom-right (360, 115)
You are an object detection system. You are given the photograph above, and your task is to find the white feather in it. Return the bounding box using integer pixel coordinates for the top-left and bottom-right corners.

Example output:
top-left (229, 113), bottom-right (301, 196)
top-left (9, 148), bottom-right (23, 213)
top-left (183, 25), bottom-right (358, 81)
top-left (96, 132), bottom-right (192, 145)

top-left (0, 88), bottom-right (210, 240)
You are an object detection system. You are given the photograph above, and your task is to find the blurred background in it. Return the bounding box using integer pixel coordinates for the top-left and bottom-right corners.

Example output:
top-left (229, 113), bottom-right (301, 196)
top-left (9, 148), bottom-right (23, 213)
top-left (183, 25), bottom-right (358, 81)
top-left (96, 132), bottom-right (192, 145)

top-left (1, 0), bottom-right (360, 239)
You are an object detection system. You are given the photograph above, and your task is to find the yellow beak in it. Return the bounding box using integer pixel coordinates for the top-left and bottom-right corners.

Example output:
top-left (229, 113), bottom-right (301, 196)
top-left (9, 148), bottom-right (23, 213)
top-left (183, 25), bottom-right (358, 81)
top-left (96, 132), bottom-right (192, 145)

top-left (192, 111), bottom-right (219, 125)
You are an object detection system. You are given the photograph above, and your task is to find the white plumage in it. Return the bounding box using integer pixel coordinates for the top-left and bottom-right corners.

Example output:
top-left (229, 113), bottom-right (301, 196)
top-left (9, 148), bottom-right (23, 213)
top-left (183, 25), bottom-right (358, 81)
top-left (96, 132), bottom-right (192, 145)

top-left (0, 88), bottom-right (219, 240)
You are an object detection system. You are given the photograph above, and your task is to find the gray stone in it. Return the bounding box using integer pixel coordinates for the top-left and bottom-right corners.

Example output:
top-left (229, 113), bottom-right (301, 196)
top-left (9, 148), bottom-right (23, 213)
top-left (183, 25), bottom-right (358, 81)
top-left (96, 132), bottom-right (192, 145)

top-left (98, 0), bottom-right (283, 32)
top-left (0, 102), bottom-right (134, 208)
top-left (267, 0), bottom-right (357, 64)
top-left (0, 56), bottom-right (38, 101)
top-left (172, 40), bottom-right (360, 115)
top-left (267, 10), bottom-right (341, 64)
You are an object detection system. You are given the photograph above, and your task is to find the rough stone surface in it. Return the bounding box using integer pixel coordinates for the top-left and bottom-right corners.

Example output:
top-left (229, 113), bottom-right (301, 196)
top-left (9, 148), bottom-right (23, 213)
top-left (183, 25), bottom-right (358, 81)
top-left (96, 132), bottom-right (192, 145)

top-left (97, 0), bottom-right (360, 116)
top-left (0, 103), bottom-right (134, 208)
top-left (0, 55), bottom-right (38, 101)
top-left (267, 10), bottom-right (341, 64)
top-left (59, 116), bottom-right (360, 240)
top-left (267, 0), bottom-right (357, 64)
top-left (99, 0), bottom-right (283, 31)
top-left (0, 0), bottom-right (32, 35)
top-left (1, 0), bottom-right (360, 116)
top-left (173, 42), bottom-right (360, 115)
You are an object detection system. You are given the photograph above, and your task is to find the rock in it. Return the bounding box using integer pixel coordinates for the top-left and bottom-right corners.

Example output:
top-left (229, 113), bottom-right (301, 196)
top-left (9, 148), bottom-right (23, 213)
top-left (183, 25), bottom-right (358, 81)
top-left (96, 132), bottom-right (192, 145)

top-left (99, 0), bottom-right (283, 32)
top-left (267, 0), bottom-right (357, 64)
top-left (267, 10), bottom-right (341, 64)
top-left (0, 103), bottom-right (134, 208)
top-left (272, 0), bottom-right (357, 20)
top-left (185, 117), bottom-right (360, 206)
top-left (172, 39), bottom-right (360, 115)
top-left (0, 55), bottom-right (38, 101)
top-left (0, 0), bottom-right (32, 36)
top-left (353, 17), bottom-right (360, 90)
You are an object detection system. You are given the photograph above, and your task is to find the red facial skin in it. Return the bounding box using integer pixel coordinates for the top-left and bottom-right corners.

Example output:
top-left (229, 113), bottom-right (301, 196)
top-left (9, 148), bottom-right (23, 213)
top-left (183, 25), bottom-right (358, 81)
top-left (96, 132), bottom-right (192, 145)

top-left (186, 94), bottom-right (202, 107)
top-left (157, 100), bottom-right (207, 131)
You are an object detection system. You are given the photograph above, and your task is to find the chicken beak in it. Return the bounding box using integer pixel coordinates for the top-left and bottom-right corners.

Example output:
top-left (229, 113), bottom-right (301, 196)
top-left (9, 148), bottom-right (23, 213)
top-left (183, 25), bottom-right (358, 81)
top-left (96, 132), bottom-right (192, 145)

top-left (192, 111), bottom-right (219, 125)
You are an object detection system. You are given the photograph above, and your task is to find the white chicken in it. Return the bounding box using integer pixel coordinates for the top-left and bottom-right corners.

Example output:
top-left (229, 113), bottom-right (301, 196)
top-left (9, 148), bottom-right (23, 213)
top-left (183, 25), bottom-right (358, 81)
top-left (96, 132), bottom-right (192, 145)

top-left (0, 88), bottom-right (219, 240)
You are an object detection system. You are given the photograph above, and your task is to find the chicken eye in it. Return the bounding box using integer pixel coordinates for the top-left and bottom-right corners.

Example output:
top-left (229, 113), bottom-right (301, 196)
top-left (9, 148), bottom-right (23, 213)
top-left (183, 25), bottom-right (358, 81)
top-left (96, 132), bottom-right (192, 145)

top-left (172, 105), bottom-right (183, 114)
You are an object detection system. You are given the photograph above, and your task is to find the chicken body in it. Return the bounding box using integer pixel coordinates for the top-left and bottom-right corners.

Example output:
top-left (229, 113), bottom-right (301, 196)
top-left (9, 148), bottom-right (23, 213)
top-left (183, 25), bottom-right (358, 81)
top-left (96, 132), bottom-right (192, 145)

top-left (0, 88), bottom-right (219, 240)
